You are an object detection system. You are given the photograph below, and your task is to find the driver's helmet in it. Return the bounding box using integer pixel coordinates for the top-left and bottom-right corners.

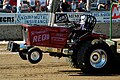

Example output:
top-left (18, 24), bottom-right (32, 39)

top-left (80, 15), bottom-right (86, 24)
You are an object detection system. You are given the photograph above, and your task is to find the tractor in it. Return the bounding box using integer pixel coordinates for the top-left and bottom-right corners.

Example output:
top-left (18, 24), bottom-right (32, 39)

top-left (7, 2), bottom-right (120, 74)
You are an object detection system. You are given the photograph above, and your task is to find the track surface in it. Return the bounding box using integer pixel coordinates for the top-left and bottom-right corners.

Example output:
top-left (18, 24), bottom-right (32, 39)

top-left (0, 44), bottom-right (120, 80)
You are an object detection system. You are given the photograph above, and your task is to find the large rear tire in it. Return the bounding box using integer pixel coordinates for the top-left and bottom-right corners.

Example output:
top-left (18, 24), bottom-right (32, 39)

top-left (66, 47), bottom-right (79, 68)
top-left (77, 40), bottom-right (113, 73)
top-left (66, 50), bottom-right (79, 68)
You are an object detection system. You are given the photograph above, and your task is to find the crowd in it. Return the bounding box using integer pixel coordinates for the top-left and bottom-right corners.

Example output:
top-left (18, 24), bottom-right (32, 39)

top-left (58, 0), bottom-right (119, 12)
top-left (97, 0), bottom-right (117, 11)
top-left (0, 0), bottom-right (119, 13)
top-left (0, 0), bottom-right (17, 13)
top-left (0, 0), bottom-right (48, 13)
top-left (18, 0), bottom-right (48, 13)
top-left (56, 0), bottom-right (87, 12)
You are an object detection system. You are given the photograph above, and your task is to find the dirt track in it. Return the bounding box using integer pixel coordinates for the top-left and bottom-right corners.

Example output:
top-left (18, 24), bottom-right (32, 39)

top-left (0, 44), bottom-right (120, 80)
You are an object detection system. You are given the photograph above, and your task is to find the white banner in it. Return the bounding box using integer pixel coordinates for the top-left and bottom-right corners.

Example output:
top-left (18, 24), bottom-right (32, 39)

top-left (67, 12), bottom-right (91, 21)
top-left (16, 13), bottom-right (50, 25)
top-left (55, 11), bottom-right (120, 23)
top-left (0, 13), bottom-right (15, 24)
top-left (93, 11), bottom-right (120, 23)
top-left (0, 11), bottom-right (120, 25)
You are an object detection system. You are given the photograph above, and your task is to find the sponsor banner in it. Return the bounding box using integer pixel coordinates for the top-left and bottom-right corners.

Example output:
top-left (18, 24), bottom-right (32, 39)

top-left (54, 11), bottom-right (120, 23)
top-left (0, 13), bottom-right (15, 24)
top-left (0, 8), bottom-right (120, 25)
top-left (67, 12), bottom-right (90, 21)
top-left (16, 13), bottom-right (50, 25)
top-left (112, 4), bottom-right (120, 19)
top-left (55, 12), bottom-right (91, 23)
top-left (92, 11), bottom-right (111, 23)
top-left (55, 13), bottom-right (69, 23)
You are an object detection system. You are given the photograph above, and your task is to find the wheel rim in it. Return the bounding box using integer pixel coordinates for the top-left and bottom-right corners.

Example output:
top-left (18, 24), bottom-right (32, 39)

top-left (31, 51), bottom-right (40, 61)
top-left (90, 49), bottom-right (107, 68)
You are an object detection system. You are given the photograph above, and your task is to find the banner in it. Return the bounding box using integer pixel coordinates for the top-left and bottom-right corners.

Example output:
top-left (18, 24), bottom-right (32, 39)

top-left (92, 11), bottom-right (111, 23)
top-left (55, 12), bottom-right (91, 23)
top-left (16, 13), bottom-right (50, 25)
top-left (55, 11), bottom-right (120, 23)
top-left (0, 10), bottom-right (120, 25)
top-left (0, 13), bottom-right (51, 25)
top-left (55, 13), bottom-right (69, 23)
top-left (112, 4), bottom-right (120, 19)
top-left (0, 13), bottom-right (15, 24)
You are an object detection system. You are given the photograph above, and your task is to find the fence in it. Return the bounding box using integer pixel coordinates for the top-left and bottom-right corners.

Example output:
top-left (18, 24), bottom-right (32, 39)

top-left (0, 11), bottom-right (120, 40)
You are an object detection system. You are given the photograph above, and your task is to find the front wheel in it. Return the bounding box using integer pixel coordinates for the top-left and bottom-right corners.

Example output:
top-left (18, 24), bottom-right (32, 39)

top-left (19, 50), bottom-right (27, 60)
top-left (77, 40), bottom-right (113, 73)
top-left (19, 46), bottom-right (33, 60)
top-left (27, 47), bottom-right (43, 64)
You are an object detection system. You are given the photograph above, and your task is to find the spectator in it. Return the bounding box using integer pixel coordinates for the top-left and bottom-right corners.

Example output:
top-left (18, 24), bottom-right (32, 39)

top-left (27, 0), bottom-right (36, 12)
top-left (55, 0), bottom-right (61, 12)
top-left (106, 0), bottom-right (115, 11)
top-left (47, 0), bottom-right (52, 11)
top-left (9, 0), bottom-right (17, 6)
top-left (97, 0), bottom-right (107, 11)
top-left (119, 0), bottom-right (120, 3)
top-left (77, 0), bottom-right (85, 11)
top-left (18, 0), bottom-right (29, 13)
top-left (71, 0), bottom-right (77, 12)
top-left (35, 0), bottom-right (41, 12)
top-left (9, 0), bottom-right (17, 13)
top-left (0, 0), bottom-right (3, 9)
top-left (39, 0), bottom-right (47, 11)
top-left (60, 0), bottom-right (71, 12)
top-left (67, 1), bottom-right (71, 12)
top-left (78, 0), bottom-right (86, 3)
top-left (3, 0), bottom-right (12, 12)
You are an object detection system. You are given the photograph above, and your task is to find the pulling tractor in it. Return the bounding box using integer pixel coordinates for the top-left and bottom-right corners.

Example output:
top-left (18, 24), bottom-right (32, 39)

top-left (7, 3), bottom-right (120, 74)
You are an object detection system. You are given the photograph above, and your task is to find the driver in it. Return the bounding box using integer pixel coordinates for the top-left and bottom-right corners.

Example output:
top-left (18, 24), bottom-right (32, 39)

top-left (68, 15), bottom-right (87, 41)
top-left (76, 15), bottom-right (87, 30)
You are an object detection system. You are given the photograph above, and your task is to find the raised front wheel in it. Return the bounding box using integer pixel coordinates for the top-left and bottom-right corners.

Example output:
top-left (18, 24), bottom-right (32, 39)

top-left (27, 47), bottom-right (43, 64)
top-left (19, 51), bottom-right (27, 60)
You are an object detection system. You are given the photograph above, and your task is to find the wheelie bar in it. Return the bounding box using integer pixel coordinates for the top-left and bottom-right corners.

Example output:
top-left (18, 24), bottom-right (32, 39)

top-left (7, 41), bottom-right (20, 52)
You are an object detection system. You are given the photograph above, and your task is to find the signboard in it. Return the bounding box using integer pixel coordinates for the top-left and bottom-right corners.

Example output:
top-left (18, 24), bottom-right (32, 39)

top-left (67, 12), bottom-right (90, 21)
top-left (55, 12), bottom-right (91, 23)
top-left (16, 13), bottom-right (50, 25)
top-left (54, 11), bottom-right (120, 23)
top-left (112, 4), bottom-right (120, 19)
top-left (0, 13), bottom-right (51, 25)
top-left (92, 11), bottom-right (111, 23)
top-left (55, 13), bottom-right (69, 23)
top-left (0, 9), bottom-right (120, 25)
top-left (0, 13), bottom-right (15, 24)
